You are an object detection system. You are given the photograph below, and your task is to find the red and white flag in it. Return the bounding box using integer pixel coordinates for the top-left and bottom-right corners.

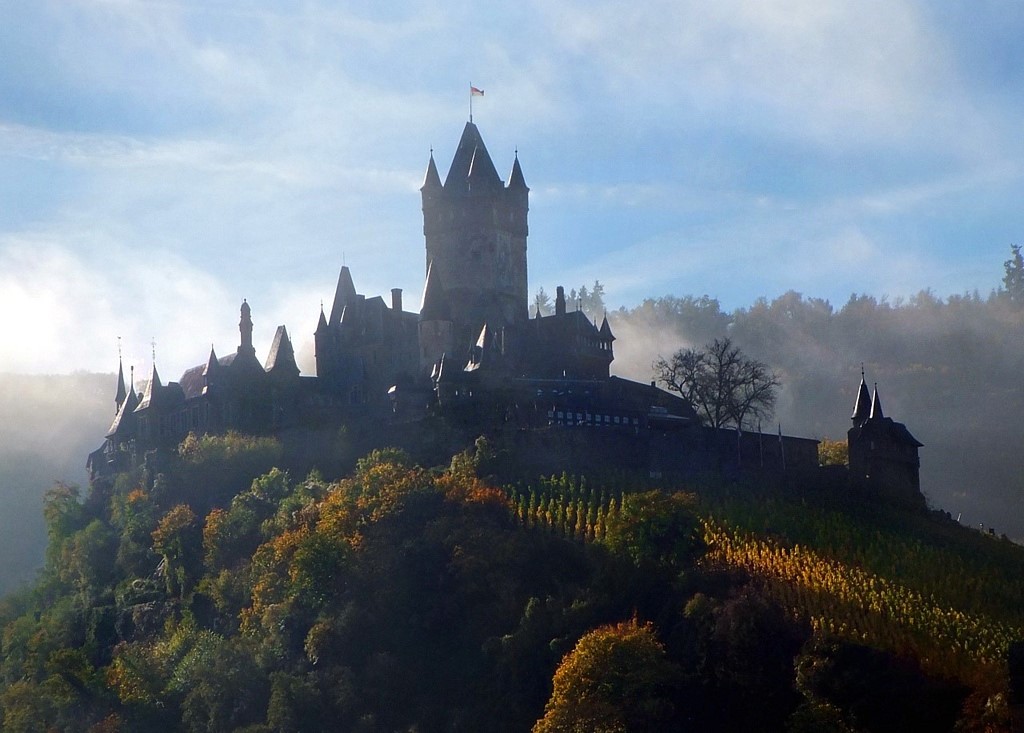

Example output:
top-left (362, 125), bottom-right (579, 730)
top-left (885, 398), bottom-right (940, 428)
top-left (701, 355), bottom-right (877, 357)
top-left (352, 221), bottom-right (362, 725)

top-left (470, 86), bottom-right (485, 96)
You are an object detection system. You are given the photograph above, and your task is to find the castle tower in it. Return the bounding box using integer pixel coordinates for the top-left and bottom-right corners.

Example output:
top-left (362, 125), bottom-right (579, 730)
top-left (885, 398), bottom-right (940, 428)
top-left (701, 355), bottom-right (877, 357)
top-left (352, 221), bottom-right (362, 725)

top-left (421, 123), bottom-right (529, 353)
top-left (847, 374), bottom-right (924, 507)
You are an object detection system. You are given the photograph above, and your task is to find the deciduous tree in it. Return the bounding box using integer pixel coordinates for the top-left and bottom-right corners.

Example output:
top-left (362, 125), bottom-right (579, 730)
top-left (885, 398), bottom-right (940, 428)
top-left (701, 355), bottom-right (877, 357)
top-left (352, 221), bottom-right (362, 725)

top-left (533, 619), bottom-right (679, 733)
top-left (655, 337), bottom-right (779, 429)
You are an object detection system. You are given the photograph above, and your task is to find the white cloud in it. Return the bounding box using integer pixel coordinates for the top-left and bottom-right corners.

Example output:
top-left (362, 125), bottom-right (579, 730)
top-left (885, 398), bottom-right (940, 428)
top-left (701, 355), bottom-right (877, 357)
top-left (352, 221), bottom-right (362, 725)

top-left (536, 0), bottom-right (991, 155)
top-left (0, 229), bottom-right (235, 375)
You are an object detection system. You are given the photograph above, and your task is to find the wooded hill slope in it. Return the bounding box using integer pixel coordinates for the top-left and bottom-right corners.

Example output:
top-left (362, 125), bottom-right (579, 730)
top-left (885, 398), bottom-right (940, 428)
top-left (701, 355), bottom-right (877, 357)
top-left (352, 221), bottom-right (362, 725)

top-left (1, 432), bottom-right (1021, 732)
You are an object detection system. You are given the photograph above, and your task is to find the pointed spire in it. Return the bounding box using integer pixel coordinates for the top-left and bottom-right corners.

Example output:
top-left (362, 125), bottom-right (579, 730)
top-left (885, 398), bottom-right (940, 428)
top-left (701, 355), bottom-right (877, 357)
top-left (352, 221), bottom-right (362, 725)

top-left (316, 302), bottom-right (329, 334)
top-left (265, 325), bottom-right (299, 374)
top-left (135, 363), bottom-right (162, 412)
top-left (106, 379), bottom-right (139, 439)
top-left (421, 151), bottom-right (442, 191)
top-left (419, 260), bottom-right (451, 321)
top-left (329, 266), bottom-right (358, 325)
top-left (444, 122), bottom-right (501, 193)
top-left (507, 152), bottom-right (528, 191)
top-left (115, 354), bottom-right (127, 412)
top-left (203, 346), bottom-right (219, 378)
top-left (870, 383), bottom-right (884, 419)
top-left (851, 367), bottom-right (871, 425)
top-left (599, 313), bottom-right (615, 341)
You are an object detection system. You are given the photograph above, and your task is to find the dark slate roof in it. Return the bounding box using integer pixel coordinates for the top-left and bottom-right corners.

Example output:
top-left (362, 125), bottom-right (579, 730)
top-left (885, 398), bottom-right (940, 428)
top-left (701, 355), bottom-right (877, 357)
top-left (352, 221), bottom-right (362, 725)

top-left (853, 416), bottom-right (923, 448)
top-left (229, 348), bottom-right (265, 375)
top-left (444, 122), bottom-right (501, 193)
top-left (115, 360), bottom-right (127, 408)
top-left (599, 315), bottom-right (615, 340)
top-left (870, 384), bottom-right (884, 419)
top-left (134, 366), bottom-right (162, 411)
top-left (507, 154), bottom-right (528, 190)
top-left (179, 365), bottom-right (207, 400)
top-left (134, 366), bottom-right (185, 412)
top-left (203, 347), bottom-right (220, 378)
top-left (419, 260), bottom-right (451, 321)
top-left (421, 153), bottom-right (442, 190)
top-left (265, 325), bottom-right (298, 373)
top-left (851, 376), bottom-right (871, 422)
top-left (106, 387), bottom-right (139, 438)
top-left (329, 266), bottom-right (358, 325)
top-left (534, 309), bottom-right (603, 340)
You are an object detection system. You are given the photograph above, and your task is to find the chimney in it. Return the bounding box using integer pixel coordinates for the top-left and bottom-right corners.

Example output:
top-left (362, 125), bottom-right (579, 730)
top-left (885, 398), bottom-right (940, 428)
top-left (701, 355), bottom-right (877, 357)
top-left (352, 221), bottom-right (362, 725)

top-left (391, 288), bottom-right (403, 313)
top-left (555, 286), bottom-right (566, 316)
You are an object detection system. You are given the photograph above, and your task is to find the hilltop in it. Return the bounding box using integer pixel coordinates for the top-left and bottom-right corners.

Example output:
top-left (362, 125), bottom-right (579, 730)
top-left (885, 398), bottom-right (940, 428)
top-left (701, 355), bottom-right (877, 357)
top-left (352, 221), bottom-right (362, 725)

top-left (0, 432), bottom-right (1021, 732)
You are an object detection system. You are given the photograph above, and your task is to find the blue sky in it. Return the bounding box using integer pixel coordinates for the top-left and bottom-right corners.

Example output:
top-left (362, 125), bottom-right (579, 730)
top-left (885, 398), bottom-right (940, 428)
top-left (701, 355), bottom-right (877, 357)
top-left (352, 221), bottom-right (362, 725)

top-left (2, 0), bottom-right (1023, 377)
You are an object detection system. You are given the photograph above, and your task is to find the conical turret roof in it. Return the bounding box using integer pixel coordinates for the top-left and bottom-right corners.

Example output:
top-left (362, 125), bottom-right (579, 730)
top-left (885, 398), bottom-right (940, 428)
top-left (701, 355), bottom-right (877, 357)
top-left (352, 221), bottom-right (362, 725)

top-left (202, 346), bottom-right (219, 378)
top-left (444, 122), bottom-right (501, 193)
top-left (507, 153), bottom-right (528, 191)
top-left (106, 384), bottom-right (139, 438)
top-left (419, 260), bottom-right (451, 321)
top-left (329, 266), bottom-right (358, 325)
top-left (421, 152), bottom-right (442, 191)
top-left (851, 373), bottom-right (871, 424)
top-left (135, 364), bottom-right (162, 411)
top-left (115, 359), bottom-right (127, 410)
top-left (870, 384), bottom-right (884, 419)
top-left (265, 325), bottom-right (299, 374)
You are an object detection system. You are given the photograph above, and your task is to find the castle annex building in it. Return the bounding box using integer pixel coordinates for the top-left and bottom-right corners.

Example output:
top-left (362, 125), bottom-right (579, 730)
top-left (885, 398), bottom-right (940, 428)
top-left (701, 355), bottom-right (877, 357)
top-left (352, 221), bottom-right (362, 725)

top-left (89, 121), bottom-right (922, 501)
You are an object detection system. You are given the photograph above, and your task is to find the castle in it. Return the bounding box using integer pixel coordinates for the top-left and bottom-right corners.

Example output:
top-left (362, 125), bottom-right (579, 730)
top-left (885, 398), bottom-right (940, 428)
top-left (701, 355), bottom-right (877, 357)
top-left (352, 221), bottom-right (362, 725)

top-left (88, 121), bottom-right (922, 502)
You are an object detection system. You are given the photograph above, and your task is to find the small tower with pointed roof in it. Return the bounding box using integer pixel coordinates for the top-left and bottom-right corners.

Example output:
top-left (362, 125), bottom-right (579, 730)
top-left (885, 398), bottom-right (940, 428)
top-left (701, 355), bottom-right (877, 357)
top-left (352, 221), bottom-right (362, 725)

top-left (115, 358), bottom-right (128, 413)
top-left (847, 370), bottom-right (924, 507)
top-left (851, 367), bottom-right (872, 427)
top-left (421, 122), bottom-right (529, 353)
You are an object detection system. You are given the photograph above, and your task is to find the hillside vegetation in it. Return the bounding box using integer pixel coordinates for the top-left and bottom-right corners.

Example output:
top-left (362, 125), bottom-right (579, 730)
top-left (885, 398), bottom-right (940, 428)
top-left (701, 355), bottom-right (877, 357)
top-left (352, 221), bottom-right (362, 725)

top-left (1, 433), bottom-right (1021, 732)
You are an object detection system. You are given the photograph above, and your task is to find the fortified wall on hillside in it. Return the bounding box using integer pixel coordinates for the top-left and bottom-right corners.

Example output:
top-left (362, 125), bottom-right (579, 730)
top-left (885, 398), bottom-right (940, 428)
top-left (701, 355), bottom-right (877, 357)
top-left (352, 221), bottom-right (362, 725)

top-left (87, 121), bottom-right (922, 502)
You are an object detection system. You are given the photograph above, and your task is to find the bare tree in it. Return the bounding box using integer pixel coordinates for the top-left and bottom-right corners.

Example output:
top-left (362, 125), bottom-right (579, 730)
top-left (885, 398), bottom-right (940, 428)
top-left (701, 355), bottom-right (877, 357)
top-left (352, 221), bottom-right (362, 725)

top-left (654, 337), bottom-right (779, 429)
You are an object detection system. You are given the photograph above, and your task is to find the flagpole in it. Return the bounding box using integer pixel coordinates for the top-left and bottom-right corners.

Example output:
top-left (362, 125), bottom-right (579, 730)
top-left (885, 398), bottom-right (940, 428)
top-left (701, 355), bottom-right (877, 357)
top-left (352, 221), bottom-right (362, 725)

top-left (469, 82), bottom-right (473, 123)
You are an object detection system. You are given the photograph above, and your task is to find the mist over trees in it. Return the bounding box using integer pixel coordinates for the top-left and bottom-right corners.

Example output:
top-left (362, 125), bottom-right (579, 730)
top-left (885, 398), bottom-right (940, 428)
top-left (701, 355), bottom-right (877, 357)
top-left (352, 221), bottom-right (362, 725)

top-left (611, 250), bottom-right (1024, 538)
top-left (0, 373), bottom-right (111, 595)
top-left (655, 337), bottom-right (779, 429)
